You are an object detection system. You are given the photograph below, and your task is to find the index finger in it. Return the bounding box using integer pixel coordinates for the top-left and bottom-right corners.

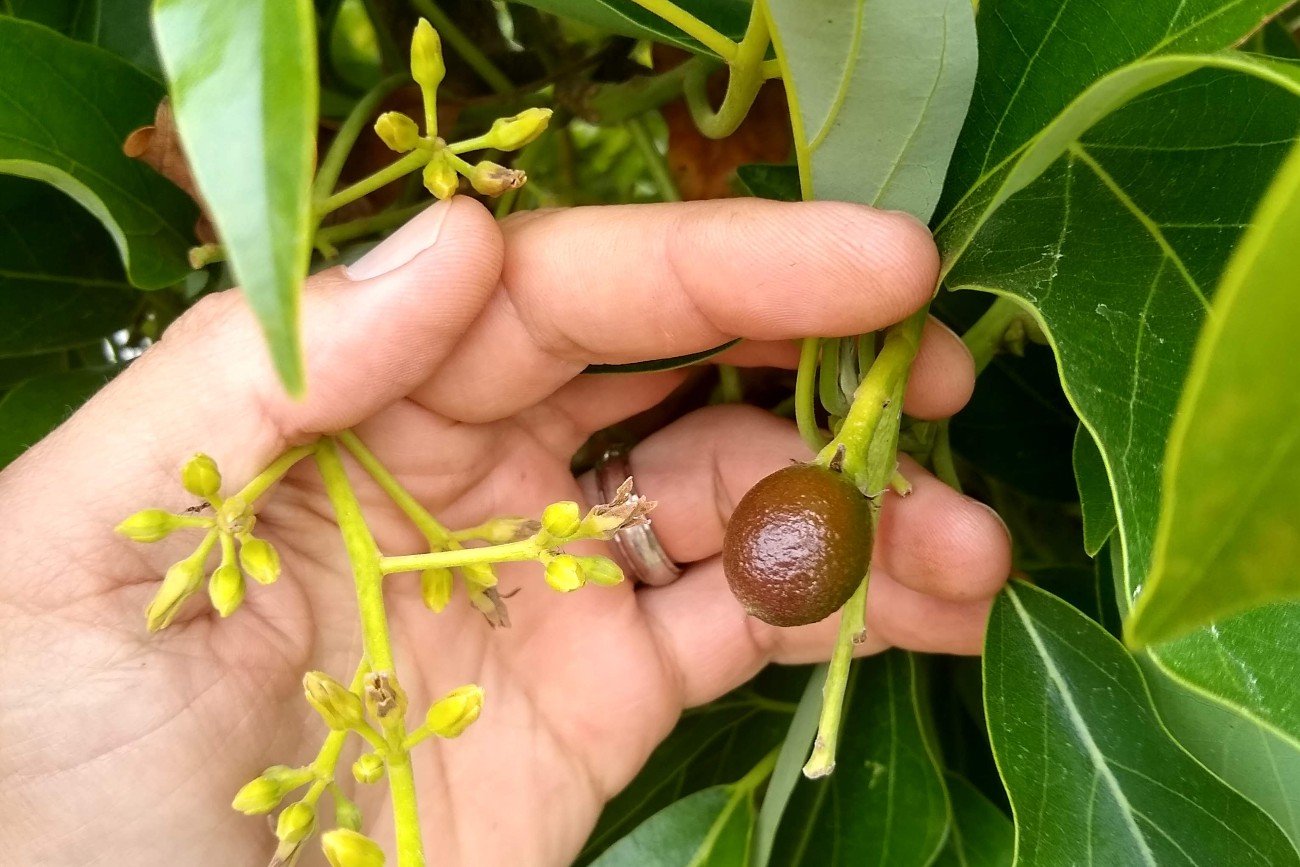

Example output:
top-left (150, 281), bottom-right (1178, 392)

top-left (414, 199), bottom-right (938, 423)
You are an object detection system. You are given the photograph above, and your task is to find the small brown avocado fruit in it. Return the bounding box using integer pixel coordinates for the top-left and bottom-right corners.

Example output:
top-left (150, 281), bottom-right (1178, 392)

top-left (722, 463), bottom-right (873, 627)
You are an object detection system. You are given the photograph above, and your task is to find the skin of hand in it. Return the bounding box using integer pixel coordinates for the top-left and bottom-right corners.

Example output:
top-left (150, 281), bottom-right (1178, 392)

top-left (0, 197), bottom-right (1010, 866)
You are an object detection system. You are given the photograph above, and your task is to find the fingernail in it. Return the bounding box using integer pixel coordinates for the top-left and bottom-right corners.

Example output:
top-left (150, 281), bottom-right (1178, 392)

top-left (346, 199), bottom-right (454, 280)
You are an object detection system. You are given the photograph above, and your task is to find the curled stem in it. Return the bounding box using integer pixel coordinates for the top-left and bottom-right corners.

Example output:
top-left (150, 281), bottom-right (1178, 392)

top-left (682, 0), bottom-right (770, 138)
top-left (795, 337), bottom-right (828, 451)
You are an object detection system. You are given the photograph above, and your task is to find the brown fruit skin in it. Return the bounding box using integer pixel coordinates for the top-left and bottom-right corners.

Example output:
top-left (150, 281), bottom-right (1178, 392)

top-left (723, 463), bottom-right (873, 627)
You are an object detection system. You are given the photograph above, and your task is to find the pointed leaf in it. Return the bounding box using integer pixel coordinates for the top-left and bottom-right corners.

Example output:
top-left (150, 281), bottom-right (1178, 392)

top-left (153, 0), bottom-right (317, 394)
top-left (508, 0), bottom-right (750, 55)
top-left (1073, 426), bottom-right (1116, 556)
top-left (985, 582), bottom-right (1298, 866)
top-left (765, 0), bottom-right (977, 220)
top-left (589, 784), bottom-right (755, 867)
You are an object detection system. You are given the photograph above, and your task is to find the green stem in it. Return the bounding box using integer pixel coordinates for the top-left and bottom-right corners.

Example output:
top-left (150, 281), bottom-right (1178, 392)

top-left (337, 429), bottom-right (453, 545)
top-left (931, 422), bottom-right (962, 492)
top-left (682, 0), bottom-right (769, 138)
top-left (803, 579), bottom-right (866, 778)
top-left (318, 149), bottom-right (432, 218)
top-left (235, 443), bottom-right (319, 502)
top-left (380, 539), bottom-right (539, 575)
top-left (411, 0), bottom-right (514, 94)
top-left (314, 438), bottom-right (425, 867)
top-left (624, 0), bottom-right (738, 61)
top-left (961, 295), bottom-right (1026, 375)
top-left (315, 74), bottom-right (410, 203)
top-left (626, 114), bottom-right (681, 202)
top-left (795, 337), bottom-right (828, 451)
top-left (578, 56), bottom-right (721, 125)
top-left (737, 748), bottom-right (780, 793)
top-left (316, 201), bottom-right (431, 253)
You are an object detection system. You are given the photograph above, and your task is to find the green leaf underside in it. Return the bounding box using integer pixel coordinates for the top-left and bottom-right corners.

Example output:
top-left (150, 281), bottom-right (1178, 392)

top-left (0, 180), bottom-right (138, 355)
top-left (1072, 425), bottom-right (1116, 556)
top-left (0, 17), bottom-right (195, 289)
top-left (508, 0), bottom-right (750, 55)
top-left (931, 773), bottom-right (1013, 867)
top-left (1127, 139), bottom-right (1300, 644)
top-left (769, 652), bottom-right (949, 867)
top-left (588, 785), bottom-right (754, 867)
top-left (0, 368), bottom-right (115, 467)
top-left (153, 0), bottom-right (317, 394)
top-left (752, 666), bottom-right (825, 867)
top-left (984, 582), bottom-right (1299, 866)
top-left (584, 340), bottom-right (739, 374)
top-left (765, 0), bottom-right (977, 221)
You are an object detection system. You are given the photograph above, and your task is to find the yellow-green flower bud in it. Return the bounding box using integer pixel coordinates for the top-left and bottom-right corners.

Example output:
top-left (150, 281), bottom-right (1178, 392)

top-left (304, 671), bottom-right (366, 731)
top-left (334, 791), bottom-right (363, 832)
top-left (181, 453), bottom-right (221, 499)
top-left (208, 563), bottom-right (245, 617)
top-left (276, 801), bottom-right (316, 846)
top-left (471, 517), bottom-right (539, 544)
top-left (578, 555), bottom-right (625, 587)
top-left (540, 501), bottom-right (582, 540)
top-left (544, 554), bottom-right (585, 593)
top-left (322, 828), bottom-right (386, 867)
top-left (239, 535), bottom-right (281, 585)
top-left (231, 765), bottom-right (308, 815)
top-left (352, 752), bottom-right (385, 784)
top-left (116, 508), bottom-right (186, 543)
top-left (420, 567), bottom-right (453, 613)
top-left (145, 548), bottom-right (208, 631)
top-left (423, 153), bottom-right (459, 200)
top-left (374, 111), bottom-right (420, 153)
top-left (468, 161), bottom-right (526, 197)
top-left (460, 561), bottom-right (497, 590)
top-left (217, 495), bottom-right (254, 536)
top-left (411, 18), bottom-right (445, 92)
top-left (425, 684), bottom-right (484, 738)
top-left (485, 108), bottom-right (553, 151)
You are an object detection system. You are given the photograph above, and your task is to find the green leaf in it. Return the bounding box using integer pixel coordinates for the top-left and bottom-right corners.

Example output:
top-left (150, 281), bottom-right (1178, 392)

top-left (1126, 140), bottom-right (1300, 645)
top-left (984, 582), bottom-right (1299, 865)
top-left (931, 773), bottom-right (1013, 867)
top-left (584, 340), bottom-right (739, 374)
top-left (765, 0), bottom-right (978, 220)
top-left (735, 163), bottom-right (799, 202)
top-left (0, 17), bottom-right (196, 289)
top-left (0, 368), bottom-right (115, 468)
top-left (940, 0), bottom-right (1290, 215)
top-left (153, 0), bottom-right (317, 394)
top-left (0, 179), bottom-right (139, 356)
top-left (752, 666), bottom-right (824, 867)
top-left (5, 0), bottom-right (162, 76)
top-left (589, 784), bottom-right (755, 867)
top-left (1143, 656), bottom-right (1300, 850)
top-left (1073, 426), bottom-right (1116, 556)
top-left (507, 0), bottom-right (750, 55)
top-left (769, 652), bottom-right (950, 867)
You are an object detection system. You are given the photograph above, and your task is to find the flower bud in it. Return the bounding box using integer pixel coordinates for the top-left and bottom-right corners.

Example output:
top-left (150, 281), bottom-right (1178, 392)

top-left (145, 548), bottom-right (208, 631)
top-left (217, 495), bottom-right (255, 536)
top-left (468, 161), bottom-right (526, 197)
top-left (420, 567), bottom-right (453, 613)
top-left (374, 111), bottom-right (420, 153)
top-left (485, 108), bottom-right (552, 151)
top-left (422, 153), bottom-right (459, 200)
top-left (322, 828), bottom-right (386, 867)
top-left (364, 671), bottom-right (408, 721)
top-left (540, 501), bottom-right (582, 540)
top-left (352, 752), bottom-right (385, 784)
top-left (239, 535), bottom-right (281, 585)
top-left (544, 554), bottom-right (585, 593)
top-left (472, 517), bottom-right (540, 544)
top-left (411, 18), bottom-right (445, 92)
top-left (578, 555), bottom-right (625, 587)
top-left (231, 765), bottom-right (308, 815)
top-left (334, 791), bottom-right (363, 832)
top-left (460, 562), bottom-right (497, 590)
top-left (116, 508), bottom-right (187, 543)
top-left (181, 453), bottom-right (221, 498)
top-left (276, 801), bottom-right (316, 845)
top-left (425, 684), bottom-right (484, 738)
top-left (208, 563), bottom-right (245, 617)
top-left (304, 671), bottom-right (366, 731)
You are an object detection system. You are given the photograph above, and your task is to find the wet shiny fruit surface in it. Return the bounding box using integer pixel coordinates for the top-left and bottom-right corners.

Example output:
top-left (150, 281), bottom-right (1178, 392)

top-left (723, 463), bottom-right (873, 627)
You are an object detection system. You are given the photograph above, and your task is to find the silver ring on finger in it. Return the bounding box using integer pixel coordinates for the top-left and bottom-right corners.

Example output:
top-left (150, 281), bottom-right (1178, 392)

top-left (595, 445), bottom-right (684, 587)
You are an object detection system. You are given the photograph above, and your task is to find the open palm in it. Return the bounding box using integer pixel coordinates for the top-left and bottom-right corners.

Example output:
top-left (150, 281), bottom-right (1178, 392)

top-left (0, 198), bottom-right (1010, 866)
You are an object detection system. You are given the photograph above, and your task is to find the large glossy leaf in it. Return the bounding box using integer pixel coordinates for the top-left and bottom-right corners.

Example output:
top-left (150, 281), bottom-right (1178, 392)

top-left (984, 582), bottom-right (1299, 865)
top-left (0, 17), bottom-right (195, 289)
top-left (153, 0), bottom-right (317, 394)
top-left (764, 0), bottom-right (977, 221)
top-left (0, 179), bottom-right (139, 356)
top-left (3, 0), bottom-right (161, 75)
top-left (509, 0), bottom-right (749, 55)
top-left (769, 652), bottom-right (949, 867)
top-left (1126, 140), bottom-right (1300, 645)
top-left (589, 784), bottom-right (755, 867)
top-left (940, 0), bottom-right (1289, 215)
top-left (0, 368), bottom-right (115, 468)
top-left (931, 773), bottom-right (1012, 867)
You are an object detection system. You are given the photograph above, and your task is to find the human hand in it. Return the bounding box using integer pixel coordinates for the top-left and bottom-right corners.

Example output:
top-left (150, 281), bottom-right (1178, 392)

top-left (0, 197), bottom-right (1010, 866)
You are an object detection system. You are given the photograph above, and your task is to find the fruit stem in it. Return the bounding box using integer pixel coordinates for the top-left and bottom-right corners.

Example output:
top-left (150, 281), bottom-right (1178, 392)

top-left (961, 295), bottom-right (1029, 375)
top-left (795, 337), bottom-right (829, 450)
top-left (802, 576), bottom-right (866, 778)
